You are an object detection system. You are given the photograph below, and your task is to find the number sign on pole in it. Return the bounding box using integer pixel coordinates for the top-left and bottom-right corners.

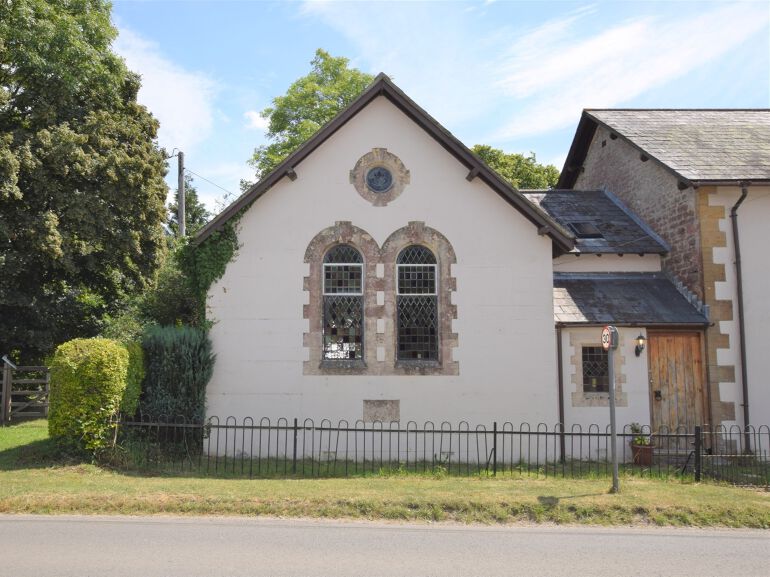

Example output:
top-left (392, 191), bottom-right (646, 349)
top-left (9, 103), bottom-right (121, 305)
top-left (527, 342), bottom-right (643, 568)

top-left (602, 325), bottom-right (620, 493)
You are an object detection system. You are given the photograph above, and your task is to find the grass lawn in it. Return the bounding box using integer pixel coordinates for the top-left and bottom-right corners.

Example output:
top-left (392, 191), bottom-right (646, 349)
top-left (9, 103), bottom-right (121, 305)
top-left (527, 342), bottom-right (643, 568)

top-left (1, 420), bottom-right (768, 527)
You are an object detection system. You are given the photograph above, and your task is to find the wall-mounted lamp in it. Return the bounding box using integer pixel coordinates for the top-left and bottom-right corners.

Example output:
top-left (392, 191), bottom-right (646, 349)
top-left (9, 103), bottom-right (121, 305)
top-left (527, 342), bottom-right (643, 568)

top-left (635, 333), bottom-right (647, 357)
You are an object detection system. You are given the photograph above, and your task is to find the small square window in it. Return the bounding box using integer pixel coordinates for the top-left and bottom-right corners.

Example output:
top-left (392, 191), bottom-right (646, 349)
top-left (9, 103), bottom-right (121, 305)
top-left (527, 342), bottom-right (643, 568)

top-left (582, 346), bottom-right (609, 393)
top-left (568, 222), bottom-right (603, 239)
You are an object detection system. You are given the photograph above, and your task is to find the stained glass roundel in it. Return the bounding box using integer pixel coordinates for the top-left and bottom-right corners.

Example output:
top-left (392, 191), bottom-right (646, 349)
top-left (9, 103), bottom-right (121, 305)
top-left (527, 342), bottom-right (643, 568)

top-left (366, 166), bottom-right (393, 193)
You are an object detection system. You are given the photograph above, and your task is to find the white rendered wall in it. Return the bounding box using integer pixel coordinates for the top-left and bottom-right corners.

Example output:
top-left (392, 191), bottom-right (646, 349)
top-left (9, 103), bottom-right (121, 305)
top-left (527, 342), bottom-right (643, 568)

top-left (710, 186), bottom-right (770, 428)
top-left (553, 254), bottom-right (661, 273)
top-left (561, 326), bottom-right (651, 431)
top-left (205, 96), bottom-right (559, 427)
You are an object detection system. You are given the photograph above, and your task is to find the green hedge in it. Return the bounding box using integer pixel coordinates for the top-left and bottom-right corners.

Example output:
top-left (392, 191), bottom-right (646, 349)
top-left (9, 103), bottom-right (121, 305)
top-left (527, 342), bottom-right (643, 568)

top-left (49, 338), bottom-right (129, 454)
top-left (140, 325), bottom-right (214, 422)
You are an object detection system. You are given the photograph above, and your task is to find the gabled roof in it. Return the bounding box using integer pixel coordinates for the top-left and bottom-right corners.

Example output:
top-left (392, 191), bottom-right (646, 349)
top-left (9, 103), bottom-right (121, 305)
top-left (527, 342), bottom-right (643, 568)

top-left (558, 109), bottom-right (770, 189)
top-left (195, 74), bottom-right (573, 252)
top-left (553, 273), bottom-right (709, 326)
top-left (521, 189), bottom-right (668, 255)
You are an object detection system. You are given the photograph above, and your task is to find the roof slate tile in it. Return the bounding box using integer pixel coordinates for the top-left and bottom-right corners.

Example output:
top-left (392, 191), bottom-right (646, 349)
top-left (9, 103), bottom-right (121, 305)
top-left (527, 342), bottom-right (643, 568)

top-left (586, 110), bottom-right (770, 182)
top-left (553, 273), bottom-right (709, 325)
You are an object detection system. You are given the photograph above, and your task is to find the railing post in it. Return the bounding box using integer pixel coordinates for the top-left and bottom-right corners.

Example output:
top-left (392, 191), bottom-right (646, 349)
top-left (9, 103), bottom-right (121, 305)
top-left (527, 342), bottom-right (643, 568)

top-left (1, 363), bottom-right (12, 425)
top-left (292, 417), bottom-right (298, 474)
top-left (694, 425), bottom-right (702, 482)
top-left (493, 421), bottom-right (498, 476)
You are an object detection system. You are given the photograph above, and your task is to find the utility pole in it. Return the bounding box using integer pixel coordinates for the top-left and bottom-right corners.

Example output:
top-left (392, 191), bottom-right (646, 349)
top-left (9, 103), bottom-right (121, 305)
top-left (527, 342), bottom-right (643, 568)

top-left (177, 150), bottom-right (186, 237)
top-left (602, 325), bottom-right (620, 493)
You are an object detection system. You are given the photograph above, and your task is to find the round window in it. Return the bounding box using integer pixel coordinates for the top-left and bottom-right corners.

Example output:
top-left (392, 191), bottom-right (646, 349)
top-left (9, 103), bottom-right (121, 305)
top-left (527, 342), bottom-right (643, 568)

top-left (365, 166), bottom-right (393, 193)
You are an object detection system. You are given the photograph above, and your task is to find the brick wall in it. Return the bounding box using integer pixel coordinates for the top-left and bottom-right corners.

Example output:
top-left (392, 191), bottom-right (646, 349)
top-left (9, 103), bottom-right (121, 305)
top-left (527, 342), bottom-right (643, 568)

top-left (573, 125), bottom-right (703, 300)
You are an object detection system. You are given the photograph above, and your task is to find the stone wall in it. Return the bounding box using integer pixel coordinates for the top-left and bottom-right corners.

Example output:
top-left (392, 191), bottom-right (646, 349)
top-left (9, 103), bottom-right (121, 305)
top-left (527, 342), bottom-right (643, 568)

top-left (574, 125), bottom-right (703, 300)
top-left (572, 125), bottom-right (741, 427)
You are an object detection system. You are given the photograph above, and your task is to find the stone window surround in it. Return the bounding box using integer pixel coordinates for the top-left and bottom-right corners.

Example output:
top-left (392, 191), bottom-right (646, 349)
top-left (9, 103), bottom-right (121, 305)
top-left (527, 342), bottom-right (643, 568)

top-left (349, 148), bottom-right (410, 207)
top-left (569, 331), bottom-right (627, 407)
top-left (303, 221), bottom-right (458, 376)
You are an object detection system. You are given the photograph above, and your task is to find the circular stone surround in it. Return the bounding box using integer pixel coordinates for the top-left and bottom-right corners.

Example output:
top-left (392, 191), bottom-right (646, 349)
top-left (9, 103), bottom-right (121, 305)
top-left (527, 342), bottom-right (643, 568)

top-left (349, 148), bottom-right (410, 206)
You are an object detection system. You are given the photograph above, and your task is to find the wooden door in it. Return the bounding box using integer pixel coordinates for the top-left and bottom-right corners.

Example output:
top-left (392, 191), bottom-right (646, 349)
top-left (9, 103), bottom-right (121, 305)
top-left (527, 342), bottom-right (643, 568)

top-left (648, 332), bottom-right (706, 433)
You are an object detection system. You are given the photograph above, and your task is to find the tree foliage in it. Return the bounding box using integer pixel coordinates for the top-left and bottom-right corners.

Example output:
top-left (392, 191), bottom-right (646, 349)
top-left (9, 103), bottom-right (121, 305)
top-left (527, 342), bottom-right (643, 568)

top-left (0, 0), bottom-right (168, 363)
top-left (168, 174), bottom-right (210, 236)
top-left (100, 241), bottom-right (201, 341)
top-left (249, 49), bottom-right (374, 179)
top-left (471, 145), bottom-right (560, 189)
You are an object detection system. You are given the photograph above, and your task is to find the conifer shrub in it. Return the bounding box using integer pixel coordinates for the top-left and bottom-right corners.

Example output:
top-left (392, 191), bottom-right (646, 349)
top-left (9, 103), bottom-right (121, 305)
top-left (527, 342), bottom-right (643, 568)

top-left (139, 325), bottom-right (214, 422)
top-left (121, 341), bottom-right (144, 417)
top-left (48, 338), bottom-right (129, 454)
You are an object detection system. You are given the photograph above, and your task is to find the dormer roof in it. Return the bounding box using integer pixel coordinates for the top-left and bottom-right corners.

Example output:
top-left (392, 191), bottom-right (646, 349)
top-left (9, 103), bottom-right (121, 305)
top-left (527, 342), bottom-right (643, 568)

top-left (522, 189), bottom-right (668, 255)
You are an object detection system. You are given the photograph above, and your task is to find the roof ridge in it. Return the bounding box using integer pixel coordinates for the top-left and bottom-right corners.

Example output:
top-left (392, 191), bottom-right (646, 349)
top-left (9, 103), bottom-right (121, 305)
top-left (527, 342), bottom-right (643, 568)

top-left (584, 108), bottom-right (770, 112)
top-left (194, 73), bottom-right (574, 251)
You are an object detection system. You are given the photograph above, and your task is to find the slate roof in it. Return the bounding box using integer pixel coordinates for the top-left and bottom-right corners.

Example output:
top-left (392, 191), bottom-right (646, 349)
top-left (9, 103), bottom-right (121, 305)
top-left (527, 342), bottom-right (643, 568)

top-left (553, 273), bottom-right (709, 326)
top-left (522, 189), bottom-right (668, 254)
top-left (194, 74), bottom-right (574, 253)
top-left (558, 109), bottom-right (770, 188)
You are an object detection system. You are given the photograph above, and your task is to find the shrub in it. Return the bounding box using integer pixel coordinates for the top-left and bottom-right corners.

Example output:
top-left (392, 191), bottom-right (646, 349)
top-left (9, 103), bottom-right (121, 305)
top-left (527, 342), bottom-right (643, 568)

top-left (140, 325), bottom-right (214, 422)
top-left (48, 338), bottom-right (129, 454)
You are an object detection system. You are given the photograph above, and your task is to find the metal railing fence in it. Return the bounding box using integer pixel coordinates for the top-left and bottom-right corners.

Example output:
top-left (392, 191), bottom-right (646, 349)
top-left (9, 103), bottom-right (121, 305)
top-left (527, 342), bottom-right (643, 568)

top-left (113, 416), bottom-right (770, 486)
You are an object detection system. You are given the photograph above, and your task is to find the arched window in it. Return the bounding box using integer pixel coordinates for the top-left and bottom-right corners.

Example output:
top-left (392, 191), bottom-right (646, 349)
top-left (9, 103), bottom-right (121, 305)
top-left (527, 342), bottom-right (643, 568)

top-left (322, 244), bottom-right (364, 360)
top-left (396, 245), bottom-right (438, 361)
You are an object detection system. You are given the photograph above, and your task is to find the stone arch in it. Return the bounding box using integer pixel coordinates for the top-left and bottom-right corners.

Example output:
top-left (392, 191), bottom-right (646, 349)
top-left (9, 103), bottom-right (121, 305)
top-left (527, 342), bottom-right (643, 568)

top-left (303, 222), bottom-right (382, 375)
top-left (381, 222), bottom-right (459, 375)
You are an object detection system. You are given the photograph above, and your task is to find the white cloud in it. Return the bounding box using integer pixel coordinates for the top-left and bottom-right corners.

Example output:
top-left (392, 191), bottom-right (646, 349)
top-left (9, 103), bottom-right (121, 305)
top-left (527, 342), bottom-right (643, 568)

top-left (491, 3), bottom-right (770, 140)
top-left (113, 27), bottom-right (217, 154)
top-left (301, 1), bottom-right (493, 128)
top-left (244, 110), bottom-right (270, 131)
top-left (301, 1), bottom-right (768, 145)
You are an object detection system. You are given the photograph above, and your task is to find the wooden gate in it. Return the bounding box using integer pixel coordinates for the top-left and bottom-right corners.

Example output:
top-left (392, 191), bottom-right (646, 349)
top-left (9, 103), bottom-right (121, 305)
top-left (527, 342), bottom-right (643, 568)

top-left (1, 357), bottom-right (50, 424)
top-left (648, 332), bottom-right (706, 433)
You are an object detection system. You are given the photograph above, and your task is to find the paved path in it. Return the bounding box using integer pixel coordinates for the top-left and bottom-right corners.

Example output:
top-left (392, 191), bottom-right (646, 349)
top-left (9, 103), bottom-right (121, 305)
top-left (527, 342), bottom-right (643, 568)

top-left (1, 515), bottom-right (767, 577)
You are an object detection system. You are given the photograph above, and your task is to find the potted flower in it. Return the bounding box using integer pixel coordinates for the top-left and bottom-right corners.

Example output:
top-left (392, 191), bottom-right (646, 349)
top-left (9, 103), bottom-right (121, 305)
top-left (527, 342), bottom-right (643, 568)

top-left (629, 422), bottom-right (653, 466)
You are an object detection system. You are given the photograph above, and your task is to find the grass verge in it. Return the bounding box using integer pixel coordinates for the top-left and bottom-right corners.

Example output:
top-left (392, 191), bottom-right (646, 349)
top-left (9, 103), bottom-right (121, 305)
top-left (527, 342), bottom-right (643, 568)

top-left (1, 420), bottom-right (768, 527)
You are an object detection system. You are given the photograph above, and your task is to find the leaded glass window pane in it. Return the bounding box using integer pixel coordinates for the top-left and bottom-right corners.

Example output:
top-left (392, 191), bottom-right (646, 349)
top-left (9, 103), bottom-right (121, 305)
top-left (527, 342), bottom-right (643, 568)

top-left (396, 246), bottom-right (438, 361)
top-left (397, 245), bottom-right (436, 265)
top-left (582, 346), bottom-right (609, 393)
top-left (324, 265), bottom-right (362, 294)
top-left (397, 296), bottom-right (438, 360)
top-left (323, 245), bottom-right (363, 295)
top-left (323, 245), bottom-right (364, 361)
top-left (324, 244), bottom-right (363, 264)
top-left (398, 265), bottom-right (436, 294)
top-left (323, 295), bottom-right (364, 360)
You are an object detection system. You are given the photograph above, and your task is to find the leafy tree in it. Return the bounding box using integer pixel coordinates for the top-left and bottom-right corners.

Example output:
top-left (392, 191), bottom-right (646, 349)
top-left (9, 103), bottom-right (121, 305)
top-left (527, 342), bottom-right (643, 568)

top-left (471, 145), bottom-right (560, 189)
top-left (0, 0), bottom-right (168, 362)
top-left (249, 49), bottom-right (374, 179)
top-left (168, 174), bottom-right (210, 236)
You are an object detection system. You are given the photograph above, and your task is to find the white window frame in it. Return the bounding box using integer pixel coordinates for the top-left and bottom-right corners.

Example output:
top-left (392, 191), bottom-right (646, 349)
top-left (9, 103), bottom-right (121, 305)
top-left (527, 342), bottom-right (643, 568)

top-left (322, 262), bottom-right (364, 297)
top-left (395, 264), bottom-right (438, 296)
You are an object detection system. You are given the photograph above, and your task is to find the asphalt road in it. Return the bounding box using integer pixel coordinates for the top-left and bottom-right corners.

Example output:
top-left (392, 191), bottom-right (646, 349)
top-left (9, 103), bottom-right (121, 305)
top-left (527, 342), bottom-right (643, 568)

top-left (1, 515), bottom-right (768, 577)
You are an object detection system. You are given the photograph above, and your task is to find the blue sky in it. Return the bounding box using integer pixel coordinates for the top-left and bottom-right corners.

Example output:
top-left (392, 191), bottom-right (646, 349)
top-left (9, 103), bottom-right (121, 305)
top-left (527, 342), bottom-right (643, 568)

top-left (111, 1), bottom-right (770, 211)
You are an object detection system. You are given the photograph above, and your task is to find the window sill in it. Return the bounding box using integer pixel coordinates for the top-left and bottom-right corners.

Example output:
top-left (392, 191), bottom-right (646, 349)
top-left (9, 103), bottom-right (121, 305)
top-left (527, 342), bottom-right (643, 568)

top-left (318, 359), bottom-right (368, 374)
top-left (395, 360), bottom-right (441, 374)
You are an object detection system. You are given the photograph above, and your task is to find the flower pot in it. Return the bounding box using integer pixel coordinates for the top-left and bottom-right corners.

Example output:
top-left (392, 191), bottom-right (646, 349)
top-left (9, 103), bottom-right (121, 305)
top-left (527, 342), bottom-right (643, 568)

top-left (632, 444), bottom-right (653, 466)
